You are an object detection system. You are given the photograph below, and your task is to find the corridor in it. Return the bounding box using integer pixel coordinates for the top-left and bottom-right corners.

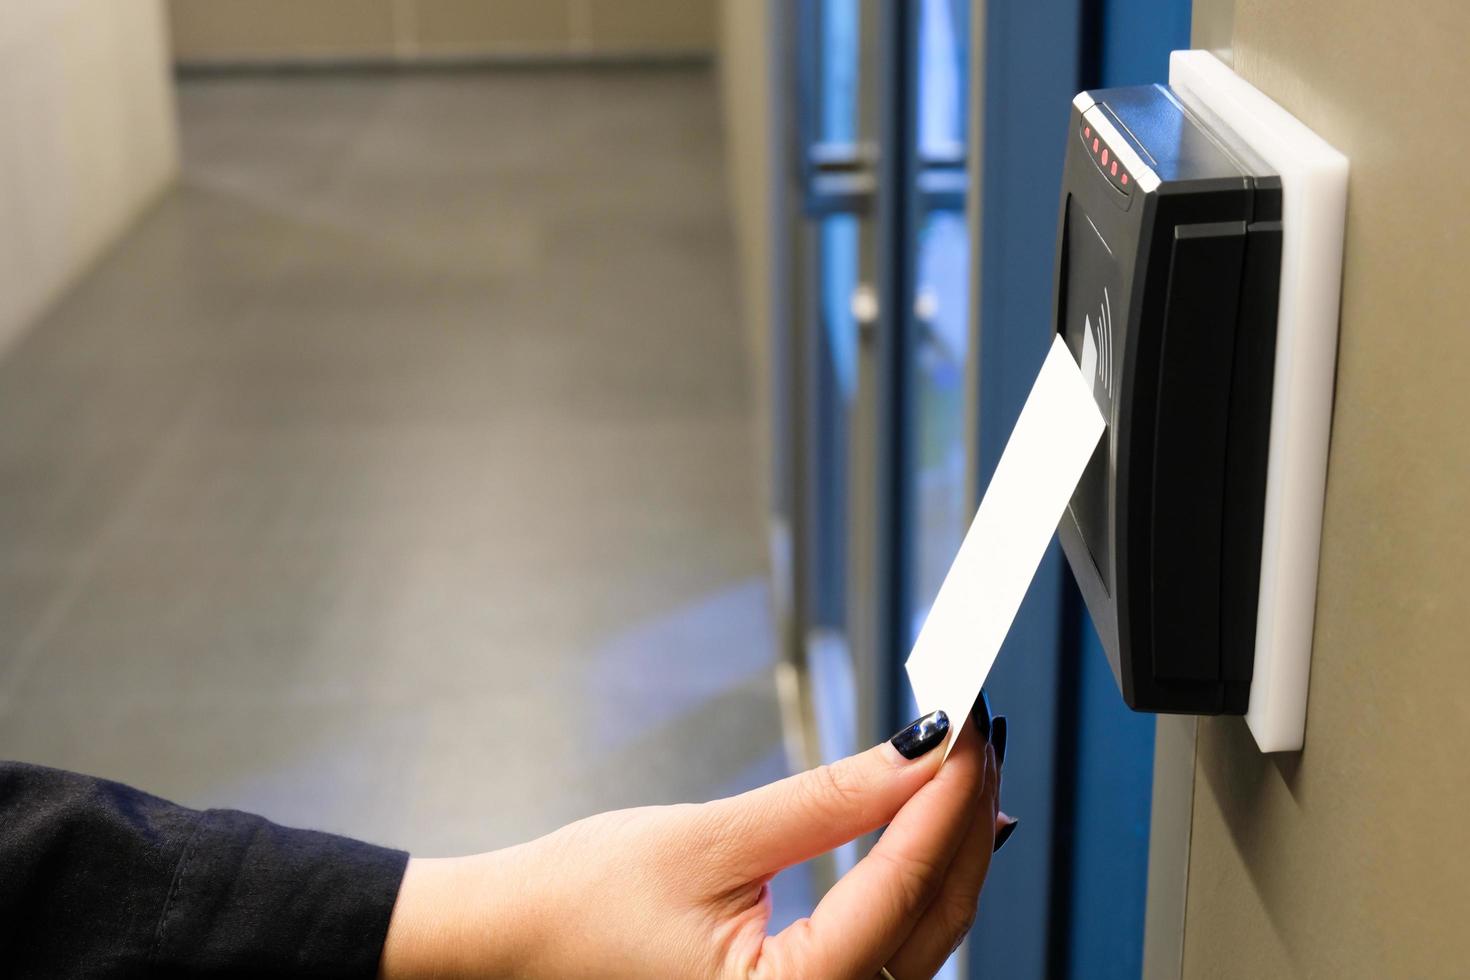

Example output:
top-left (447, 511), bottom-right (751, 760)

top-left (0, 67), bottom-right (805, 917)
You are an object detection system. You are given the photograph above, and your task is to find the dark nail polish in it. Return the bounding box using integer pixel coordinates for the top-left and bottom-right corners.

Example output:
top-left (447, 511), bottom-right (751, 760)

top-left (890, 710), bottom-right (950, 760)
top-left (972, 689), bottom-right (992, 743)
top-left (991, 716), bottom-right (1008, 770)
top-left (993, 819), bottom-right (1019, 853)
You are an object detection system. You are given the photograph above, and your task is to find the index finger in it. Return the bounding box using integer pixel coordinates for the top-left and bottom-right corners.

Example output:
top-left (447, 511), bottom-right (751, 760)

top-left (758, 722), bottom-right (987, 979)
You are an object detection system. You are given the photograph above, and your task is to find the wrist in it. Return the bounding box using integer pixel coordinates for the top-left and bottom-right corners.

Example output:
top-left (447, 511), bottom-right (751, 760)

top-left (380, 853), bottom-right (540, 980)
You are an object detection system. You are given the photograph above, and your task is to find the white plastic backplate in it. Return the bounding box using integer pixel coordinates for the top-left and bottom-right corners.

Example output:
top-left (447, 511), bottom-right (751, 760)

top-left (1168, 51), bottom-right (1348, 752)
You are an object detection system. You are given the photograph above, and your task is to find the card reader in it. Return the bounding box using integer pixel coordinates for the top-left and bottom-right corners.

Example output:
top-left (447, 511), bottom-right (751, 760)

top-left (1054, 81), bottom-right (1281, 715)
top-left (1053, 52), bottom-right (1348, 750)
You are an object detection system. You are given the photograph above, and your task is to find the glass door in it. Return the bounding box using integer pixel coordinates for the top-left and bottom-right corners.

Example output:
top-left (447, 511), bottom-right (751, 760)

top-left (778, 0), bottom-right (1188, 972)
top-left (903, 0), bottom-right (973, 667)
top-left (787, 0), bottom-right (979, 893)
top-left (789, 0), bottom-right (887, 882)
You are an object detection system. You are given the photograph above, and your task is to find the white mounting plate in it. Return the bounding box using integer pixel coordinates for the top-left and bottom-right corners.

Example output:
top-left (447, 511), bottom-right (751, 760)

top-left (1168, 50), bottom-right (1348, 752)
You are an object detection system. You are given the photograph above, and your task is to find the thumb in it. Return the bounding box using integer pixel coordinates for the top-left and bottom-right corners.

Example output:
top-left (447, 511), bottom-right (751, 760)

top-left (705, 710), bottom-right (951, 880)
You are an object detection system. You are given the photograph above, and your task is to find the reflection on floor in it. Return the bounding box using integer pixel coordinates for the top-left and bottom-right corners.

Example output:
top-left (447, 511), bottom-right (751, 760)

top-left (0, 68), bottom-right (809, 926)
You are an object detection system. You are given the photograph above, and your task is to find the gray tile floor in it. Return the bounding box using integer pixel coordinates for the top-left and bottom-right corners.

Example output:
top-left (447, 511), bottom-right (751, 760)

top-left (0, 68), bottom-right (808, 921)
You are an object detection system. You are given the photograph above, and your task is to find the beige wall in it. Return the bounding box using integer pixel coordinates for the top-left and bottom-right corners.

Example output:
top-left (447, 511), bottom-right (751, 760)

top-left (168, 0), bottom-right (717, 64)
top-left (0, 0), bottom-right (179, 355)
top-left (716, 0), bottom-right (781, 525)
top-left (1171, 2), bottom-right (1470, 976)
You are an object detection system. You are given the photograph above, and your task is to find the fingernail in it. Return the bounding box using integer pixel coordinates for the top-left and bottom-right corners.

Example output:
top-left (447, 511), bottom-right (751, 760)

top-left (972, 689), bottom-right (992, 743)
top-left (890, 710), bottom-right (950, 760)
top-left (991, 716), bottom-right (1008, 770)
top-left (993, 818), bottom-right (1019, 853)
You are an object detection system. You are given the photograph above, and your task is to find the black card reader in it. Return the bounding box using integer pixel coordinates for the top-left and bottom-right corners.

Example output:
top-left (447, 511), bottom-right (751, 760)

top-left (1053, 84), bottom-right (1283, 715)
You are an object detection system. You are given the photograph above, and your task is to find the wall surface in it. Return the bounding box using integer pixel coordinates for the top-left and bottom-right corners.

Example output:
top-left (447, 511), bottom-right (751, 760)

top-left (168, 0), bottom-right (717, 64)
top-left (1173, 2), bottom-right (1470, 976)
top-left (716, 0), bottom-right (780, 526)
top-left (0, 0), bottom-right (178, 355)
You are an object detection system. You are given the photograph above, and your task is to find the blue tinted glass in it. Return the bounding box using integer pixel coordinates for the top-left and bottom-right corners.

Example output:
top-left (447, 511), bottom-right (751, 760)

top-left (822, 216), bottom-right (860, 402)
top-left (811, 215), bottom-right (859, 630)
top-left (909, 211), bottom-right (969, 640)
top-left (908, 2), bottom-right (971, 639)
top-left (819, 0), bottom-right (861, 143)
top-left (812, 214), bottom-right (862, 878)
top-left (917, 0), bottom-right (969, 158)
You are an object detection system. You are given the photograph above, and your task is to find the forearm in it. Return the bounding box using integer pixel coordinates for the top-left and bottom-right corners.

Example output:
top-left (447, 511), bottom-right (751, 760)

top-left (0, 762), bottom-right (407, 979)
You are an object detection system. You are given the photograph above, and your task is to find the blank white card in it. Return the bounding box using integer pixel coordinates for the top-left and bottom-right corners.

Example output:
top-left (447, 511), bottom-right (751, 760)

top-left (905, 335), bottom-right (1104, 758)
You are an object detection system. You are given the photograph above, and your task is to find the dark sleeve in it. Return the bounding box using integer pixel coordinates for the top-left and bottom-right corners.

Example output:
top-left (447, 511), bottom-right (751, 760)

top-left (0, 761), bottom-right (409, 979)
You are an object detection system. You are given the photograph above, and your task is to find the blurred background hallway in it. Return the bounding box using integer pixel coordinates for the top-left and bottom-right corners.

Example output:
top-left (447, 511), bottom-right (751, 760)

top-left (0, 64), bottom-right (808, 921)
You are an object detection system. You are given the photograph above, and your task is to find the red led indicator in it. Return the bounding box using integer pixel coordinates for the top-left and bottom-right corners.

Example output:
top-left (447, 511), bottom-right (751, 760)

top-left (1101, 148), bottom-right (1109, 166)
top-left (1084, 125), bottom-right (1091, 139)
top-left (1092, 138), bottom-right (1099, 153)
top-left (1111, 160), bottom-right (1118, 176)
top-left (1121, 172), bottom-right (1129, 185)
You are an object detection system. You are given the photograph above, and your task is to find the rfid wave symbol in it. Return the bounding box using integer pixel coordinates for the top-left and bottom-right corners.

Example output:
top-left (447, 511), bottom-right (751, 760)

top-left (1080, 287), bottom-right (1114, 398)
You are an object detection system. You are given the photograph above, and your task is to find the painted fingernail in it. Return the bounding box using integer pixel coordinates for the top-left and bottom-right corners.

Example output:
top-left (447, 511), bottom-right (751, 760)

top-left (993, 818), bottom-right (1019, 853)
top-left (972, 689), bottom-right (992, 743)
top-left (991, 716), bottom-right (1008, 770)
top-left (890, 710), bottom-right (950, 760)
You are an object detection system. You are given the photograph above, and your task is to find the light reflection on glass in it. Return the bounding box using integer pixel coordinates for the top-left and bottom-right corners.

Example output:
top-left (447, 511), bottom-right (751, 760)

top-left (911, 212), bottom-right (970, 642)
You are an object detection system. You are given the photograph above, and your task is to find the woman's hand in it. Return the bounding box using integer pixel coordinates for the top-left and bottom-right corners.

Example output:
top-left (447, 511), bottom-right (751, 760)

top-left (380, 707), bottom-right (1013, 980)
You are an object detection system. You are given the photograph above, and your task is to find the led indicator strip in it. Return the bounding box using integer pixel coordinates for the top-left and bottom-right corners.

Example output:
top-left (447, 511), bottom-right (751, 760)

top-left (1072, 92), bottom-right (1160, 194)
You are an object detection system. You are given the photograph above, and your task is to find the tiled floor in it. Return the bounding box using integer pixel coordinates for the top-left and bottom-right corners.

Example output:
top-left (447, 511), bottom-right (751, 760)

top-left (0, 68), bottom-right (807, 921)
